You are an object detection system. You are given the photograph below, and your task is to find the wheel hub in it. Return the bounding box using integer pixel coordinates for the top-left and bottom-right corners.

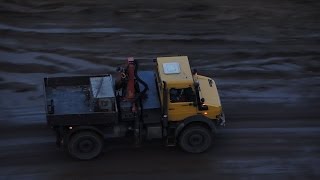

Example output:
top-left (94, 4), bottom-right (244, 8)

top-left (189, 134), bottom-right (204, 146)
top-left (78, 139), bottom-right (94, 153)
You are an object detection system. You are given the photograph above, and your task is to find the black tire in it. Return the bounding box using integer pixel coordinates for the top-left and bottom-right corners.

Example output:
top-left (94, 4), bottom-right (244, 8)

top-left (68, 131), bottom-right (103, 160)
top-left (178, 125), bottom-right (213, 153)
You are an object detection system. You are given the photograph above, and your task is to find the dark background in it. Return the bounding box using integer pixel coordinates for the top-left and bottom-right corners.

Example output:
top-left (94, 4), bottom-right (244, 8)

top-left (0, 0), bottom-right (319, 179)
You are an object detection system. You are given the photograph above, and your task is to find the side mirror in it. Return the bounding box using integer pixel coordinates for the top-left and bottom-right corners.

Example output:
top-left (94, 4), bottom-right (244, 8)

top-left (200, 104), bottom-right (209, 110)
top-left (192, 69), bottom-right (198, 75)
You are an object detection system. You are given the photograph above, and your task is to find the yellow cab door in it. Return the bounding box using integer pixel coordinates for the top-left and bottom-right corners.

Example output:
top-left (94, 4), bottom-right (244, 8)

top-left (167, 87), bottom-right (198, 121)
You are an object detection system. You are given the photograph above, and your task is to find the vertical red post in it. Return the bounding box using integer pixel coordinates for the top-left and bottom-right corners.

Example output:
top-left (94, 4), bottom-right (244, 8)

top-left (126, 57), bottom-right (136, 100)
top-left (126, 57), bottom-right (137, 113)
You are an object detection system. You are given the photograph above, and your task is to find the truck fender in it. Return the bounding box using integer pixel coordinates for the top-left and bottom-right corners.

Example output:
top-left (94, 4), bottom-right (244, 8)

top-left (66, 126), bottom-right (104, 142)
top-left (175, 115), bottom-right (217, 138)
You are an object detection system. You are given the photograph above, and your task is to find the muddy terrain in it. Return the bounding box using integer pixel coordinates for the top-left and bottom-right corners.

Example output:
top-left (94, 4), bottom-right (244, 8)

top-left (0, 0), bottom-right (320, 179)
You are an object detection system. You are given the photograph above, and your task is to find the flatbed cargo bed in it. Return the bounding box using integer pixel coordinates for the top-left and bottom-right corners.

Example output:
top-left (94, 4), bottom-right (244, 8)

top-left (44, 75), bottom-right (118, 126)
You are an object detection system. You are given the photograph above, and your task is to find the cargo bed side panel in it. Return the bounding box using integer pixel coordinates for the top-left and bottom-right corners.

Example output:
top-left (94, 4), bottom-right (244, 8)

top-left (47, 112), bottom-right (118, 126)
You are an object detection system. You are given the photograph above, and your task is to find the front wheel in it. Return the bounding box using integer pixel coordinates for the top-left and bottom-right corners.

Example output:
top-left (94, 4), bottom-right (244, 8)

top-left (68, 131), bottom-right (103, 160)
top-left (178, 125), bottom-right (213, 153)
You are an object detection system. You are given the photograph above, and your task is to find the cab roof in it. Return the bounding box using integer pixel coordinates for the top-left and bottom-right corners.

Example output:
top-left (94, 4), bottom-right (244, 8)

top-left (157, 56), bottom-right (194, 85)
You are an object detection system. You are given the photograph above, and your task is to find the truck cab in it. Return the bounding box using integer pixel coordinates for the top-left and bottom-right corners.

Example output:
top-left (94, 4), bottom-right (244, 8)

top-left (156, 56), bottom-right (224, 123)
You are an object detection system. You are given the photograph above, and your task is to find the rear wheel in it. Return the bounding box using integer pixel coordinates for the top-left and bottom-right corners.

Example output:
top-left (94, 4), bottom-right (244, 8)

top-left (68, 131), bottom-right (103, 160)
top-left (178, 125), bottom-right (213, 153)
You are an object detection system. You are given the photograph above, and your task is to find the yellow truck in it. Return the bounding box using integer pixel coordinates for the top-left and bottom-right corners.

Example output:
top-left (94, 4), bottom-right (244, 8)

top-left (44, 56), bottom-right (225, 160)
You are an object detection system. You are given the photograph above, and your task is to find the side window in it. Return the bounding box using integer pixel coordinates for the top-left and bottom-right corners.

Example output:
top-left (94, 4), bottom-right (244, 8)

top-left (170, 87), bottom-right (195, 103)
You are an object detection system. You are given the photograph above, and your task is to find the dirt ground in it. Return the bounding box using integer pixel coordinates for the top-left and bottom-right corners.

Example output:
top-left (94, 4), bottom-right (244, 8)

top-left (0, 0), bottom-right (320, 179)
